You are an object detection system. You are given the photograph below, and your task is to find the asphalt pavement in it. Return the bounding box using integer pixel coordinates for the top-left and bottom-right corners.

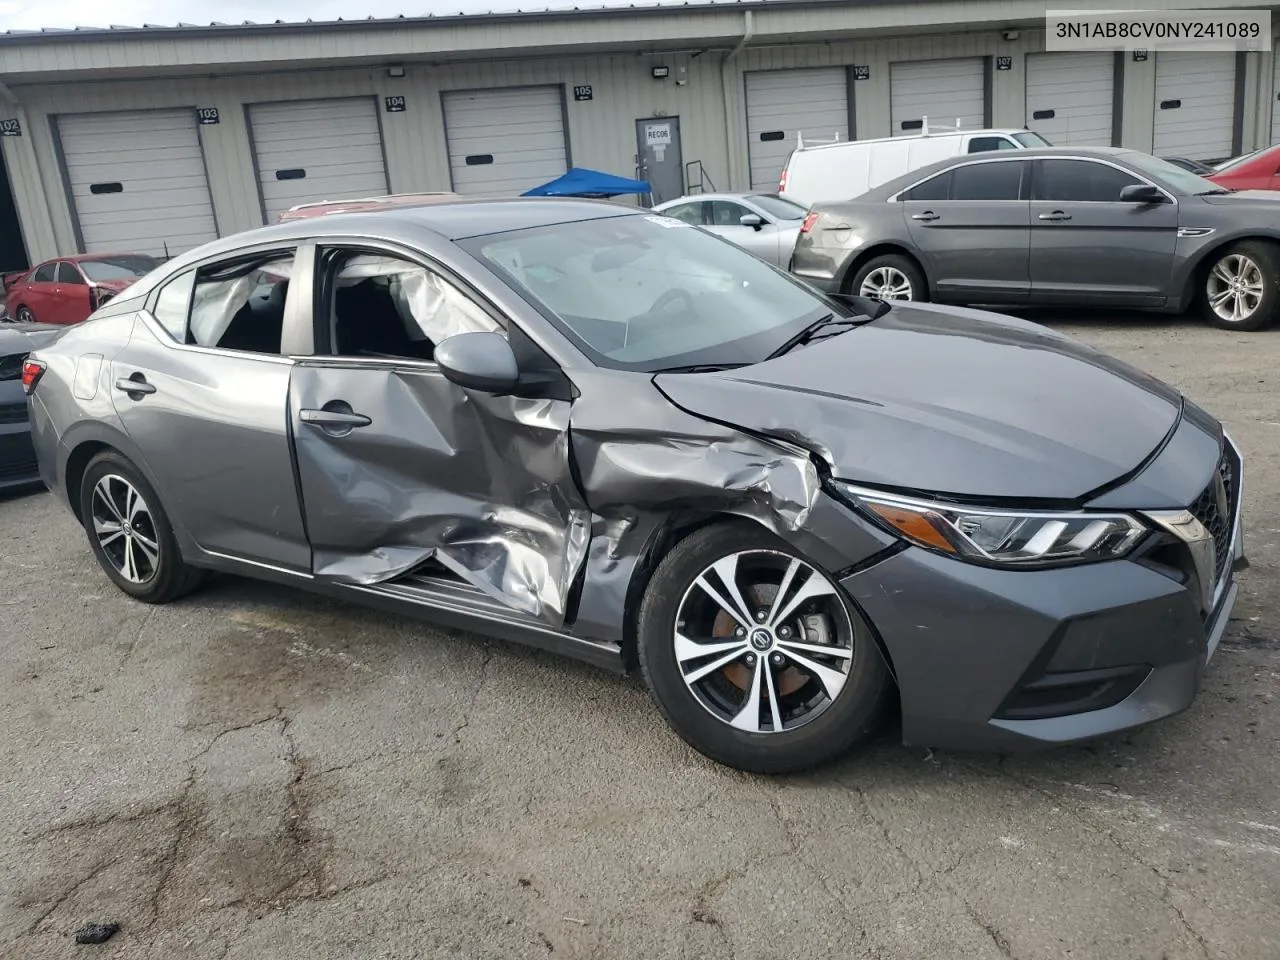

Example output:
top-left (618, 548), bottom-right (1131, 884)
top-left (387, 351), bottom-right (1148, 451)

top-left (2, 310), bottom-right (1278, 960)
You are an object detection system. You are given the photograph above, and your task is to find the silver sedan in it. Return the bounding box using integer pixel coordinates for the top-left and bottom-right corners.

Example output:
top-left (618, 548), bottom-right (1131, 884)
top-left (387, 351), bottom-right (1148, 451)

top-left (652, 192), bottom-right (808, 267)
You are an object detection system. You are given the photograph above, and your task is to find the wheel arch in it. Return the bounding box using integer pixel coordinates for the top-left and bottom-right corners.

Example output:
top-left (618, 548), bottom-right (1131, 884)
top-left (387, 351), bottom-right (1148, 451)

top-left (838, 244), bottom-right (930, 297)
top-left (1175, 233), bottom-right (1280, 312)
top-left (60, 422), bottom-right (166, 525)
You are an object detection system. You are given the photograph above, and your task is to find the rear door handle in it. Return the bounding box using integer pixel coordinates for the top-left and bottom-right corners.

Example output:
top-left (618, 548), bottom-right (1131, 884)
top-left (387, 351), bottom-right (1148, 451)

top-left (114, 375), bottom-right (156, 396)
top-left (300, 409), bottom-right (372, 428)
top-left (911, 211), bottom-right (941, 221)
top-left (1038, 211), bottom-right (1072, 221)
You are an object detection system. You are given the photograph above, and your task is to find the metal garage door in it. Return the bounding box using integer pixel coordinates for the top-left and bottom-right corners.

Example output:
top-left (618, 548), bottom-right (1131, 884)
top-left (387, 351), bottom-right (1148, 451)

top-left (248, 98), bottom-right (389, 224)
top-left (745, 67), bottom-right (850, 192)
top-left (1025, 52), bottom-right (1115, 146)
top-left (55, 109), bottom-right (218, 259)
top-left (442, 86), bottom-right (568, 196)
top-left (890, 58), bottom-right (986, 135)
top-left (1153, 52), bottom-right (1237, 162)
top-left (1271, 46), bottom-right (1280, 144)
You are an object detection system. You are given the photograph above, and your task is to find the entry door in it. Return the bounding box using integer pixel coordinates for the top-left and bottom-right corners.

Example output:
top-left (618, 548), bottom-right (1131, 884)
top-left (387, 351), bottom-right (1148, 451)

top-left (287, 246), bottom-right (589, 625)
top-left (900, 158), bottom-right (1032, 302)
top-left (636, 117), bottom-right (684, 205)
top-left (1029, 158), bottom-right (1178, 304)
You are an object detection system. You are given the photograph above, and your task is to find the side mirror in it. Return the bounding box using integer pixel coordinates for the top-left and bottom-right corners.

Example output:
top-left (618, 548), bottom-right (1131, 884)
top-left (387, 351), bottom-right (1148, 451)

top-left (739, 213), bottom-right (765, 230)
top-left (1119, 184), bottom-right (1164, 203)
top-left (435, 331), bottom-right (520, 394)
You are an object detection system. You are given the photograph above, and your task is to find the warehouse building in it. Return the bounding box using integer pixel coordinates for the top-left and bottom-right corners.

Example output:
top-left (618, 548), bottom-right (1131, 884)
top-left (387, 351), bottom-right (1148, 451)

top-left (2, 0), bottom-right (1279, 268)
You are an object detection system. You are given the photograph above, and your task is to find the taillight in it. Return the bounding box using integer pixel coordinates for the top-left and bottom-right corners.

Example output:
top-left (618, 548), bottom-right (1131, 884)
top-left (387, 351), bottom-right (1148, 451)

top-left (778, 168), bottom-right (789, 192)
top-left (21, 358), bottom-right (46, 395)
top-left (800, 212), bottom-right (820, 234)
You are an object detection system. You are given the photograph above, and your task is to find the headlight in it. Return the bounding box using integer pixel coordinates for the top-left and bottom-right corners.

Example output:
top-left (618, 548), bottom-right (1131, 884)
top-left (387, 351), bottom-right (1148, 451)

top-left (838, 484), bottom-right (1147, 567)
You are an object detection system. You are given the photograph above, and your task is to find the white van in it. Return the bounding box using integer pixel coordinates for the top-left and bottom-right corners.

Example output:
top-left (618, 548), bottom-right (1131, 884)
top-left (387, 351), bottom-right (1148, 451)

top-left (778, 120), bottom-right (1051, 206)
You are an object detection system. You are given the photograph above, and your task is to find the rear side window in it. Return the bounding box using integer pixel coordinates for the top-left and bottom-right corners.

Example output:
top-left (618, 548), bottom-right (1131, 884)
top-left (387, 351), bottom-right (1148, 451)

top-left (1036, 159), bottom-right (1142, 202)
top-left (951, 160), bottom-right (1026, 201)
top-left (152, 269), bottom-right (195, 341)
top-left (902, 172), bottom-right (952, 201)
top-left (32, 263), bottom-right (55, 283)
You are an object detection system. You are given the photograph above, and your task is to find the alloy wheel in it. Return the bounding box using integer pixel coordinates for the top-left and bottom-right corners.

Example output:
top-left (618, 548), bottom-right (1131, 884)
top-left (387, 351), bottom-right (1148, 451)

top-left (16, 307), bottom-right (34, 324)
top-left (858, 266), bottom-right (913, 300)
top-left (91, 474), bottom-right (161, 584)
top-left (1207, 254), bottom-right (1264, 324)
top-left (674, 550), bottom-right (855, 734)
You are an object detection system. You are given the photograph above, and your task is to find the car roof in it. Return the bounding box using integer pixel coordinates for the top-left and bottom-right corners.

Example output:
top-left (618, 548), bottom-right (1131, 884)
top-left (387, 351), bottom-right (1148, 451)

top-left (278, 192), bottom-right (462, 220)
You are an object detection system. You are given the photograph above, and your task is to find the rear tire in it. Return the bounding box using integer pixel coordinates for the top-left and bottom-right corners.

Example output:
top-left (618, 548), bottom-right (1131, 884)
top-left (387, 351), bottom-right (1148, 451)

top-left (848, 253), bottom-right (927, 302)
top-left (1199, 241), bottom-right (1279, 331)
top-left (78, 451), bottom-right (203, 604)
top-left (637, 521), bottom-right (892, 774)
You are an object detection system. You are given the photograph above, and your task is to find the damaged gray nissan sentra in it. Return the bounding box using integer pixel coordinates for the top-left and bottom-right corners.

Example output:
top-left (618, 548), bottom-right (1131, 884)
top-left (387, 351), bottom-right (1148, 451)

top-left (23, 198), bottom-right (1245, 773)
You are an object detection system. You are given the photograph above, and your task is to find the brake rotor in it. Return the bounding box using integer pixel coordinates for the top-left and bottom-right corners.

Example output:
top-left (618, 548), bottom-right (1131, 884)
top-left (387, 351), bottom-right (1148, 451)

top-left (717, 582), bottom-right (812, 696)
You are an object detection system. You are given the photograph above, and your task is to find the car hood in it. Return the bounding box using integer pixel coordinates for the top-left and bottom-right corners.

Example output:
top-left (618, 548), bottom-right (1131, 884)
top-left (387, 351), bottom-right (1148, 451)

top-left (1198, 189), bottom-right (1280, 205)
top-left (654, 303), bottom-right (1184, 502)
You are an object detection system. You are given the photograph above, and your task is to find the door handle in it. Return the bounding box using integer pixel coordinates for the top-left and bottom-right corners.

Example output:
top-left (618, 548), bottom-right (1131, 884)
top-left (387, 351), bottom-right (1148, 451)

top-left (114, 375), bottom-right (156, 396)
top-left (300, 409), bottom-right (372, 428)
top-left (1038, 211), bottom-right (1072, 221)
top-left (911, 211), bottom-right (941, 221)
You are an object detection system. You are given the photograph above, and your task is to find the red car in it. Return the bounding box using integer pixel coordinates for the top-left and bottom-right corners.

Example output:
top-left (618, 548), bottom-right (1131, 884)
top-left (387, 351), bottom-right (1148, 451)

top-left (1205, 144), bottom-right (1280, 192)
top-left (3, 253), bottom-right (160, 326)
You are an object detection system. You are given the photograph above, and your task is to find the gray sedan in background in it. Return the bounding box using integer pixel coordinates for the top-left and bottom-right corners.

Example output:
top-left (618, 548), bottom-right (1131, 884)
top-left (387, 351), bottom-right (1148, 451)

top-left (23, 198), bottom-right (1244, 773)
top-left (653, 192), bottom-right (808, 267)
top-left (792, 145), bottom-right (1280, 330)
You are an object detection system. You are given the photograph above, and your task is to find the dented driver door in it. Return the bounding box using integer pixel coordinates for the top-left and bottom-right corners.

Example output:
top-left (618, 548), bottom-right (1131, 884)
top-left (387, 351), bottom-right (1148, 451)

top-left (286, 247), bottom-right (590, 626)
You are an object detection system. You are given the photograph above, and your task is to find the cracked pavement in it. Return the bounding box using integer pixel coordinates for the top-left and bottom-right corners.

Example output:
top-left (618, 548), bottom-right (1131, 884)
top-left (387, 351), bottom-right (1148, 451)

top-left (2, 313), bottom-right (1279, 959)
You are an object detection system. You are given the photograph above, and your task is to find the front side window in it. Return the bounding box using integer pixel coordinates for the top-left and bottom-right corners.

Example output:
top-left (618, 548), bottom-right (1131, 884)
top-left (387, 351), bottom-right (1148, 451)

top-left (707, 201), bottom-right (754, 226)
top-left (951, 160), bottom-right (1026, 201)
top-left (1036, 159), bottom-right (1141, 203)
top-left (323, 251), bottom-right (499, 361)
top-left (56, 262), bottom-right (86, 285)
top-left (182, 252), bottom-right (296, 354)
top-left (461, 213), bottom-right (832, 371)
top-left (32, 263), bottom-right (55, 283)
top-left (968, 136), bottom-right (1017, 154)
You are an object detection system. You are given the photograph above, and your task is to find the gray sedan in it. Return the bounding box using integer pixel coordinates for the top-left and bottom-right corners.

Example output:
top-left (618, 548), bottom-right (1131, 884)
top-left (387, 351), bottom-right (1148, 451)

top-left (792, 145), bottom-right (1280, 330)
top-left (23, 198), bottom-right (1244, 772)
top-left (653, 192), bottom-right (808, 266)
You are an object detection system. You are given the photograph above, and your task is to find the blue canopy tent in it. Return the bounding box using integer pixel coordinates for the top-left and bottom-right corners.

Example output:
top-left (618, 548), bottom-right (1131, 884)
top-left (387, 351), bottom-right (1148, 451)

top-left (522, 167), bottom-right (651, 199)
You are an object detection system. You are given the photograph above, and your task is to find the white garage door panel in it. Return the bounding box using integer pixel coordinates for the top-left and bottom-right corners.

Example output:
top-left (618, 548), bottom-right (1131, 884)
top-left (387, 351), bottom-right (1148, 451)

top-left (443, 86), bottom-right (568, 196)
top-left (249, 98), bottom-right (388, 223)
top-left (57, 109), bottom-right (218, 259)
top-left (1026, 51), bottom-right (1114, 146)
top-left (1153, 52), bottom-right (1236, 161)
top-left (890, 58), bottom-right (985, 135)
top-left (1271, 45), bottom-right (1280, 144)
top-left (745, 68), bottom-right (849, 192)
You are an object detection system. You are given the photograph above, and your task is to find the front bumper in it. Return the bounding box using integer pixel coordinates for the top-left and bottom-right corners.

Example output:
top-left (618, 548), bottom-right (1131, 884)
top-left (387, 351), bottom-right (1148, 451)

top-left (840, 433), bottom-right (1245, 753)
top-left (0, 421), bottom-right (40, 492)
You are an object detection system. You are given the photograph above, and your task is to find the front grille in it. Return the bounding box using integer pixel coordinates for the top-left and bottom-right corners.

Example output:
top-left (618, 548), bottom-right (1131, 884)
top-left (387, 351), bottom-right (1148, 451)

top-left (1189, 448), bottom-right (1237, 595)
top-left (0, 448), bottom-right (37, 482)
top-left (0, 402), bottom-right (25, 425)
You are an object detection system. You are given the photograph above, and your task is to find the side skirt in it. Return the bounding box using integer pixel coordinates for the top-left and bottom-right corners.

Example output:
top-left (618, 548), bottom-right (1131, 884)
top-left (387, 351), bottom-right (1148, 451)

top-left (190, 549), bottom-right (627, 674)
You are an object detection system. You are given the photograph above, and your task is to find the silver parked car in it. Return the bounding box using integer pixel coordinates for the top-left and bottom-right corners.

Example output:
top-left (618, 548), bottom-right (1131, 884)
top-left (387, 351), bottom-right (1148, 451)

top-left (652, 192), bottom-right (808, 267)
top-left (792, 145), bottom-right (1280, 331)
top-left (23, 199), bottom-right (1245, 773)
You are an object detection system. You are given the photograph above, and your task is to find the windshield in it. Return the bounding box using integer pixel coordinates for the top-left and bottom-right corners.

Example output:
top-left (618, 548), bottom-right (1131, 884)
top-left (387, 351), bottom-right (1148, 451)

top-left (748, 194), bottom-right (808, 220)
top-left (1118, 151), bottom-right (1222, 194)
top-left (462, 214), bottom-right (832, 371)
top-left (80, 255), bottom-right (160, 281)
top-left (1013, 131), bottom-right (1052, 147)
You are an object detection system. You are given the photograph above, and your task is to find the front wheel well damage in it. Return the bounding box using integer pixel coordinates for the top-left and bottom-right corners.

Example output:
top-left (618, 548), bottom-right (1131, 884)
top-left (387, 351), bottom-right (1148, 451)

top-left (63, 440), bottom-right (113, 523)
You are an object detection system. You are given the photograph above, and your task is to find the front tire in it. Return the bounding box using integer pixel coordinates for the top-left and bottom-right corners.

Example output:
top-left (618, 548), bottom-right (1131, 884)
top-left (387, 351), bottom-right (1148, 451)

top-left (79, 451), bottom-right (203, 604)
top-left (16, 306), bottom-right (35, 324)
top-left (637, 521), bottom-right (891, 774)
top-left (1199, 241), bottom-right (1279, 331)
top-left (848, 253), bottom-right (927, 302)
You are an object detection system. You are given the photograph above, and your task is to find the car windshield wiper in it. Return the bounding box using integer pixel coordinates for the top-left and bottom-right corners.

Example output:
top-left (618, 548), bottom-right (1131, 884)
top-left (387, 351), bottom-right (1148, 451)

top-left (766, 312), bottom-right (867, 359)
top-left (650, 362), bottom-right (753, 374)
top-left (1196, 187), bottom-right (1231, 195)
